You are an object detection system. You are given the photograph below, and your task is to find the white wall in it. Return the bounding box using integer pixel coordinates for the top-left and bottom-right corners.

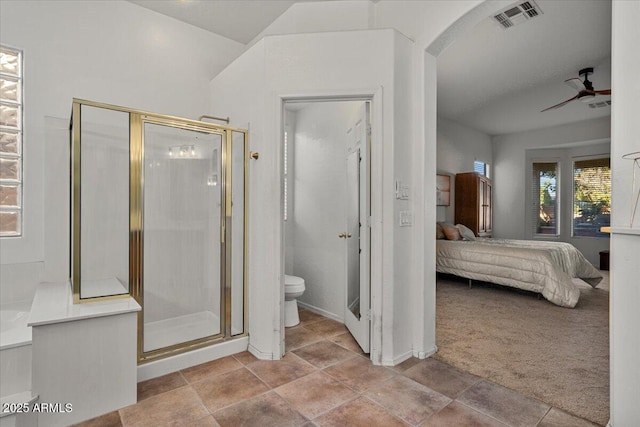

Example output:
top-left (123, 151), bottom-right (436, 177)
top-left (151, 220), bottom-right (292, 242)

top-left (210, 29), bottom-right (414, 363)
top-left (436, 116), bottom-right (492, 223)
top-left (492, 117), bottom-right (610, 242)
top-left (208, 39), bottom-right (273, 357)
top-left (285, 101), bottom-right (362, 320)
top-left (610, 1), bottom-right (640, 425)
top-left (391, 34), bottom-right (416, 363)
top-left (0, 0), bottom-right (242, 305)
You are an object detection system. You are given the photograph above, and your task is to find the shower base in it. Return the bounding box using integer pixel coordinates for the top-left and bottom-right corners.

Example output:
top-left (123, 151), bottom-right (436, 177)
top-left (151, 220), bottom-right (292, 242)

top-left (144, 310), bottom-right (220, 352)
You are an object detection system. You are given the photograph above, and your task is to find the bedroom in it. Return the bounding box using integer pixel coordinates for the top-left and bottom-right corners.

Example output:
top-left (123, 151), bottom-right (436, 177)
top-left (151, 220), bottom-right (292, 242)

top-left (435, 0), bottom-right (612, 424)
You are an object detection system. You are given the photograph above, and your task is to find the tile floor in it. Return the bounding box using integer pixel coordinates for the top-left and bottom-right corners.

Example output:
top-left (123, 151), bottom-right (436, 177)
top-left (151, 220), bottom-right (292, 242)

top-left (76, 309), bottom-right (599, 427)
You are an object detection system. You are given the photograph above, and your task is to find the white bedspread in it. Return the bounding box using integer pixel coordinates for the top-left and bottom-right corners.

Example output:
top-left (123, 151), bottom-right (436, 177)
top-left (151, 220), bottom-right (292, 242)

top-left (436, 238), bottom-right (603, 308)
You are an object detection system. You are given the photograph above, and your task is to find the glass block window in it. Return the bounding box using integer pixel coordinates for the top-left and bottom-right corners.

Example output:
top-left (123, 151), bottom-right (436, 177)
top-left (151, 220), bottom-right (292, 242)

top-left (0, 45), bottom-right (23, 237)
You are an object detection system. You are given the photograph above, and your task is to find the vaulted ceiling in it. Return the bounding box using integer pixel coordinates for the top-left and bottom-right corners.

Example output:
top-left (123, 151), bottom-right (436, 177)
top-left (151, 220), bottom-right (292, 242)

top-left (437, 0), bottom-right (611, 135)
top-left (128, 0), bottom-right (301, 44)
top-left (127, 0), bottom-right (612, 136)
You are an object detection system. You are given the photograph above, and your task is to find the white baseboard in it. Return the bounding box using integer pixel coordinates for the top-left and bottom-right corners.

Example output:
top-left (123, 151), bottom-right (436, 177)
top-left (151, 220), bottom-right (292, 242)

top-left (137, 337), bottom-right (248, 382)
top-left (248, 344), bottom-right (279, 361)
top-left (381, 349), bottom-right (414, 366)
top-left (414, 344), bottom-right (438, 359)
top-left (297, 301), bottom-right (343, 323)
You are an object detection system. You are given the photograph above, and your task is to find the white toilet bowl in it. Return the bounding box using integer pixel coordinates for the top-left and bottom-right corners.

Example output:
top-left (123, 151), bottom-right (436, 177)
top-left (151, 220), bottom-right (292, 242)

top-left (284, 274), bottom-right (305, 327)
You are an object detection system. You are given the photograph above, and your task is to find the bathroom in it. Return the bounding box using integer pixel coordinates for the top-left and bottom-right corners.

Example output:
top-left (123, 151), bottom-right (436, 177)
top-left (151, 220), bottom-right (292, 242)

top-left (282, 100), bottom-right (371, 354)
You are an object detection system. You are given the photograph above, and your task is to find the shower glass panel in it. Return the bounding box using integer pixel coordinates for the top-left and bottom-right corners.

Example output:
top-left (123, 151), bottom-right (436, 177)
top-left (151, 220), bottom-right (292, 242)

top-left (70, 99), bottom-right (248, 362)
top-left (142, 123), bottom-right (223, 352)
top-left (78, 105), bottom-right (130, 299)
top-left (231, 131), bottom-right (246, 335)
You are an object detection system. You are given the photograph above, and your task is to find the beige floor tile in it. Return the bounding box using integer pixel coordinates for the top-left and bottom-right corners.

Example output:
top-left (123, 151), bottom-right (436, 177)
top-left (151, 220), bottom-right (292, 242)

top-left (73, 410), bottom-right (122, 427)
top-left (167, 414), bottom-right (221, 427)
top-left (421, 401), bottom-right (507, 427)
top-left (247, 352), bottom-right (317, 388)
top-left (330, 332), bottom-right (366, 354)
top-left (213, 391), bottom-right (308, 427)
top-left (275, 371), bottom-right (357, 419)
top-left (364, 375), bottom-right (452, 425)
top-left (192, 367), bottom-right (269, 412)
top-left (293, 340), bottom-right (356, 369)
top-left (119, 386), bottom-right (208, 427)
top-left (390, 356), bottom-right (422, 373)
top-left (285, 325), bottom-right (324, 351)
top-left (303, 319), bottom-right (348, 338)
top-left (233, 350), bottom-right (259, 365)
top-left (313, 396), bottom-right (409, 427)
top-left (403, 358), bottom-right (481, 398)
top-left (323, 355), bottom-right (395, 392)
top-left (299, 309), bottom-right (326, 325)
top-left (457, 380), bottom-right (551, 427)
top-left (537, 407), bottom-right (600, 427)
top-left (180, 355), bottom-right (243, 383)
top-left (137, 371), bottom-right (187, 401)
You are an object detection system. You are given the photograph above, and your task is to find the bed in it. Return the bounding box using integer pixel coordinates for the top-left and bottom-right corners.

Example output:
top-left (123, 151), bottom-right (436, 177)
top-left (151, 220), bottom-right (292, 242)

top-left (436, 238), bottom-right (603, 308)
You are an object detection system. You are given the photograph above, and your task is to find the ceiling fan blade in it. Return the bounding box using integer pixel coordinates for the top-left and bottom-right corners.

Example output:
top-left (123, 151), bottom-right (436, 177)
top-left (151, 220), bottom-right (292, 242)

top-left (564, 78), bottom-right (585, 91)
top-left (541, 94), bottom-right (580, 112)
top-left (587, 89), bottom-right (612, 95)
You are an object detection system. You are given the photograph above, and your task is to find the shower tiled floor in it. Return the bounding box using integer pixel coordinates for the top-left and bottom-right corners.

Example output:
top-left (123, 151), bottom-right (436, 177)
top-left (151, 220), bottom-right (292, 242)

top-left (76, 309), bottom-right (598, 427)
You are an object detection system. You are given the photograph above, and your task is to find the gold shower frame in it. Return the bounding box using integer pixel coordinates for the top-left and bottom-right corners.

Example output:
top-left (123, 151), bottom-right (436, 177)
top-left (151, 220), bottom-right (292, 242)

top-left (70, 98), bottom-right (249, 364)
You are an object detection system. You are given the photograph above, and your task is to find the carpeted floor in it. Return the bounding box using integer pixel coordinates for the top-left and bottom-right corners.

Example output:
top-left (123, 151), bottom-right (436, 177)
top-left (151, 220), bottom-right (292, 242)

top-left (435, 272), bottom-right (609, 426)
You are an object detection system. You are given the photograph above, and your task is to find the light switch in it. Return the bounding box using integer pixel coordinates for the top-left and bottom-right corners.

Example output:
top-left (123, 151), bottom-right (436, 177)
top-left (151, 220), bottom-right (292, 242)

top-left (399, 211), bottom-right (413, 226)
top-left (395, 180), bottom-right (410, 200)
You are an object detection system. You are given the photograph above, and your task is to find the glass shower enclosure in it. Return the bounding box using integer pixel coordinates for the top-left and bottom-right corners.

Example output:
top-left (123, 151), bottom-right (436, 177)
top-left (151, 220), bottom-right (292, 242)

top-left (70, 99), bottom-right (247, 363)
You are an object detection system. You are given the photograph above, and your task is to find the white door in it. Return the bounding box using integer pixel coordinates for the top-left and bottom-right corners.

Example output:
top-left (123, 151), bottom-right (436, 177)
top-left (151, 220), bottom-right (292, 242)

top-left (344, 102), bottom-right (370, 353)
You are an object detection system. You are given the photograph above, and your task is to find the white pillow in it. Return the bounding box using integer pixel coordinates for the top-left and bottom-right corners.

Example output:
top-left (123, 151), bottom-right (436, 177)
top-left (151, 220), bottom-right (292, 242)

top-left (456, 224), bottom-right (476, 241)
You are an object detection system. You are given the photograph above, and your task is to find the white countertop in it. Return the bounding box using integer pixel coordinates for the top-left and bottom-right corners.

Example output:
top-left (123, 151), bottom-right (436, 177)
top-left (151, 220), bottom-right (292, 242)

top-left (28, 281), bottom-right (141, 327)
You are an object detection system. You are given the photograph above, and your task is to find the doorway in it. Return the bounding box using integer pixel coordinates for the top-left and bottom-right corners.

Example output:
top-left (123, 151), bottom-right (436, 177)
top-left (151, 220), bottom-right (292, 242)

top-left (282, 99), bottom-right (371, 354)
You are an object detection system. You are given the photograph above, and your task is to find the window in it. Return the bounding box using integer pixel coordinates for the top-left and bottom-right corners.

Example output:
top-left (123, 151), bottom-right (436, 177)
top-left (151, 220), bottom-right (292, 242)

top-left (532, 162), bottom-right (558, 235)
top-left (0, 45), bottom-right (23, 237)
top-left (474, 160), bottom-right (489, 177)
top-left (573, 157), bottom-right (610, 237)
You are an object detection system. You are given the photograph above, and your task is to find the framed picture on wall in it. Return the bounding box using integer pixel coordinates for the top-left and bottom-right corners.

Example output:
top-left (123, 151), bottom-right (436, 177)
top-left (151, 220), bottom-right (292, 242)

top-left (436, 174), bottom-right (451, 206)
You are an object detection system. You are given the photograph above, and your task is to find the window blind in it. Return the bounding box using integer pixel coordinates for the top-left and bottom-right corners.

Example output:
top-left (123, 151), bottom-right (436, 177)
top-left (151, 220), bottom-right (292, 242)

top-left (573, 157), bottom-right (610, 237)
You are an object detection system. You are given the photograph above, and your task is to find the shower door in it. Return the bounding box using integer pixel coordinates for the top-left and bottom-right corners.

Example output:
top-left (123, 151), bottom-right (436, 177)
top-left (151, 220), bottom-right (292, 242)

top-left (141, 121), bottom-right (225, 354)
top-left (70, 99), bottom-right (247, 363)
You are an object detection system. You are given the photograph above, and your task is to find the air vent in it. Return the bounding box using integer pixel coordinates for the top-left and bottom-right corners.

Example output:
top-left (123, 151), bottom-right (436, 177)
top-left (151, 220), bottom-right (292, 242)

top-left (588, 100), bottom-right (612, 109)
top-left (493, 1), bottom-right (543, 29)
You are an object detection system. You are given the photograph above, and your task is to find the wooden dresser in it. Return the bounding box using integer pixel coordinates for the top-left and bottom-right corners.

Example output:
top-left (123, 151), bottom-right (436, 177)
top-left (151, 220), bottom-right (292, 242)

top-left (454, 172), bottom-right (492, 237)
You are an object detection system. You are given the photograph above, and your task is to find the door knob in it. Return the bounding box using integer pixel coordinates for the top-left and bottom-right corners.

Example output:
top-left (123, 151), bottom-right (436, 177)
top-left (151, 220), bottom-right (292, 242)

top-left (338, 232), bottom-right (346, 238)
top-left (347, 233), bottom-right (352, 238)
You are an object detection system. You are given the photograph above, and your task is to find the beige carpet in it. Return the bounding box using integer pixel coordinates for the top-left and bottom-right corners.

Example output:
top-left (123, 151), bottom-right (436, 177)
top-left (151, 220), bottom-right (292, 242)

top-left (435, 273), bottom-right (609, 426)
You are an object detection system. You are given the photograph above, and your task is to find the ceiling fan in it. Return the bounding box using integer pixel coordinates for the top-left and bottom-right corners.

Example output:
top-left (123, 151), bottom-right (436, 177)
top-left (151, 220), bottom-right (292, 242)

top-left (541, 67), bottom-right (611, 112)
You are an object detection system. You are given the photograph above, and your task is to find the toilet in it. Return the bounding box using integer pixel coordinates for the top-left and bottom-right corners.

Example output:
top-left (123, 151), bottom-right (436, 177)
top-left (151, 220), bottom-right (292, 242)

top-left (284, 274), bottom-right (305, 327)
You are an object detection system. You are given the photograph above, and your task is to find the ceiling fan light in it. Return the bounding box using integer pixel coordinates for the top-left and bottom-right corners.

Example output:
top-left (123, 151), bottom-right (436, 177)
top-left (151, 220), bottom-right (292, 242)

top-left (579, 93), bottom-right (596, 103)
